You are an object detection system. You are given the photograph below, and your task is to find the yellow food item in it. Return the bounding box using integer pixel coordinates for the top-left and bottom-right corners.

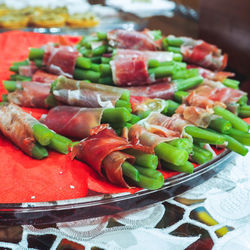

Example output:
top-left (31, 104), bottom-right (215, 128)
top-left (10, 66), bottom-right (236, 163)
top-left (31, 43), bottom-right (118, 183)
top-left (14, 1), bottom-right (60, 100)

top-left (30, 14), bottom-right (66, 28)
top-left (66, 13), bottom-right (99, 28)
top-left (0, 14), bottom-right (29, 29)
top-left (0, 4), bottom-right (10, 17)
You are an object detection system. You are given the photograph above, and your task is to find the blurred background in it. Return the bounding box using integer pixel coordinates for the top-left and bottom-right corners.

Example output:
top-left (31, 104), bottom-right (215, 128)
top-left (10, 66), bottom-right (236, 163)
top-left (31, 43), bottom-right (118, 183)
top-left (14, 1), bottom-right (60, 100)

top-left (0, 0), bottom-right (249, 87)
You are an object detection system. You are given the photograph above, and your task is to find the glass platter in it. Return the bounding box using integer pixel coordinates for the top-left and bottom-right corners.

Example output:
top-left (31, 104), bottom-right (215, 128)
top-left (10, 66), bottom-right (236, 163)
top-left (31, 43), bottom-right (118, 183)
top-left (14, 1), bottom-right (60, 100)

top-left (0, 149), bottom-right (234, 225)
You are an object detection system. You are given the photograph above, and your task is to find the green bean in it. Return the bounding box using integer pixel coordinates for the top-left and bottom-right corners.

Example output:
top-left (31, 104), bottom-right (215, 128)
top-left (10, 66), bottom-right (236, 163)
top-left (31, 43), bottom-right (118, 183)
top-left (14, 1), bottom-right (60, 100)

top-left (185, 126), bottom-right (225, 144)
top-left (238, 95), bottom-right (248, 106)
top-left (29, 48), bottom-right (44, 60)
top-left (166, 36), bottom-right (184, 47)
top-left (115, 100), bottom-right (132, 112)
top-left (175, 76), bottom-right (204, 91)
top-left (168, 46), bottom-right (181, 54)
top-left (125, 149), bottom-right (158, 169)
top-left (31, 143), bottom-right (48, 159)
top-left (239, 105), bottom-right (250, 118)
top-left (165, 100), bottom-right (180, 116)
top-left (121, 161), bottom-right (140, 182)
top-left (161, 160), bottom-right (194, 174)
top-left (222, 79), bottom-right (240, 89)
top-left (3, 81), bottom-right (18, 92)
top-left (228, 128), bottom-right (250, 146)
top-left (172, 68), bottom-right (199, 80)
top-left (191, 144), bottom-right (213, 164)
top-left (97, 32), bottom-right (107, 40)
top-left (102, 107), bottom-right (132, 124)
top-left (129, 114), bottom-right (141, 124)
top-left (148, 59), bottom-right (160, 68)
top-left (98, 76), bottom-right (113, 85)
top-left (32, 124), bottom-right (54, 146)
top-left (1, 95), bottom-right (8, 102)
top-left (48, 134), bottom-right (72, 154)
top-left (168, 138), bottom-right (193, 154)
top-left (73, 68), bottom-right (100, 82)
top-left (90, 63), bottom-right (100, 72)
top-left (76, 57), bottom-right (92, 69)
top-left (100, 64), bottom-right (112, 76)
top-left (92, 45), bottom-right (107, 56)
top-left (209, 117), bottom-right (232, 134)
top-left (101, 57), bottom-right (111, 64)
top-left (154, 142), bottom-right (189, 166)
top-left (148, 65), bottom-right (176, 79)
top-left (174, 90), bottom-right (189, 103)
top-left (213, 106), bottom-right (248, 132)
top-left (209, 129), bottom-right (248, 156)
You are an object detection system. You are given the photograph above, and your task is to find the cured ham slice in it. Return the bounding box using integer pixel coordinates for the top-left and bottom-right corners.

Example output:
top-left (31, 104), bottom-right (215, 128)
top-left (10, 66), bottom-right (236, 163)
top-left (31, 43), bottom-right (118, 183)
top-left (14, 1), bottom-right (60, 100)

top-left (107, 29), bottom-right (160, 51)
top-left (41, 106), bottom-right (104, 139)
top-left (32, 70), bottom-right (58, 83)
top-left (7, 82), bottom-right (51, 108)
top-left (52, 76), bottom-right (126, 108)
top-left (130, 96), bottom-right (167, 114)
top-left (186, 79), bottom-right (246, 109)
top-left (176, 104), bottom-right (213, 128)
top-left (178, 36), bottom-right (227, 71)
top-left (0, 104), bottom-right (37, 156)
top-left (71, 127), bottom-right (136, 187)
top-left (187, 65), bottom-right (234, 82)
top-left (125, 79), bottom-right (176, 99)
top-left (143, 112), bottom-right (190, 134)
top-left (19, 64), bottom-right (38, 77)
top-left (43, 44), bottom-right (79, 78)
top-left (128, 124), bottom-right (178, 149)
top-left (111, 49), bottom-right (176, 86)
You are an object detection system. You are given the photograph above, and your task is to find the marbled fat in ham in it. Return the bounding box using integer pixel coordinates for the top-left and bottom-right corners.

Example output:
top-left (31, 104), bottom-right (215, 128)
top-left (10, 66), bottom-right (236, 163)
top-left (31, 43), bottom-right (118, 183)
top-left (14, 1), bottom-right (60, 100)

top-left (7, 82), bottom-right (51, 108)
top-left (178, 36), bottom-right (227, 71)
top-left (107, 29), bottom-right (159, 51)
top-left (41, 106), bottom-right (104, 139)
top-left (43, 44), bottom-right (79, 78)
top-left (32, 70), bottom-right (58, 83)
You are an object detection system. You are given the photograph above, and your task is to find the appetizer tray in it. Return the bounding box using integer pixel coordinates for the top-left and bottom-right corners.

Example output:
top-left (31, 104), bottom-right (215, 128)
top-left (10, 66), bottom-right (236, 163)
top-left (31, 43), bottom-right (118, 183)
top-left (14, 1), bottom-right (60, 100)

top-left (0, 149), bottom-right (233, 225)
top-left (0, 29), bottom-right (247, 225)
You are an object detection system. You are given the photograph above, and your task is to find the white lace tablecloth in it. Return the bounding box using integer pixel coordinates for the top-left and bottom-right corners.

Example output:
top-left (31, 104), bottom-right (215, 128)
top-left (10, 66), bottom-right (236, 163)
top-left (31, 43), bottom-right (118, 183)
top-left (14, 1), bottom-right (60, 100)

top-left (0, 151), bottom-right (250, 250)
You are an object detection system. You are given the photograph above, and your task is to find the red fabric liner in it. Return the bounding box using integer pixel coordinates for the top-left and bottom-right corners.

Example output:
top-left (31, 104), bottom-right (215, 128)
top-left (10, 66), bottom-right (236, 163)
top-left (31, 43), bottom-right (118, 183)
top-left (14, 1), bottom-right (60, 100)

top-left (0, 31), bottom-right (248, 203)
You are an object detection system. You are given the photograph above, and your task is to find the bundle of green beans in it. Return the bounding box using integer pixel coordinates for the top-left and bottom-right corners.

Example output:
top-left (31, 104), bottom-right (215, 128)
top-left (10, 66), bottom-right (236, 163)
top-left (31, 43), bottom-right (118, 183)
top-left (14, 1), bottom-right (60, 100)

top-left (32, 123), bottom-right (73, 158)
top-left (172, 90), bottom-right (249, 156)
top-left (121, 149), bottom-right (164, 190)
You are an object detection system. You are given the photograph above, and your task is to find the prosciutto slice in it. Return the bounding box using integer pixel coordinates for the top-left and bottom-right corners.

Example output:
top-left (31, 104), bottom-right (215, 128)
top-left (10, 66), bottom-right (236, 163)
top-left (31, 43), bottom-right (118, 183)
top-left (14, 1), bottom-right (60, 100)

top-left (128, 124), bottom-right (178, 149)
top-left (0, 104), bottom-right (38, 156)
top-left (187, 65), bottom-right (234, 82)
top-left (32, 70), bottom-right (58, 83)
top-left (143, 112), bottom-right (191, 135)
top-left (7, 81), bottom-right (51, 108)
top-left (111, 49), bottom-right (176, 86)
top-left (176, 104), bottom-right (213, 128)
top-left (124, 79), bottom-right (176, 99)
top-left (41, 106), bottom-right (104, 139)
top-left (71, 127), bottom-right (136, 187)
top-left (176, 36), bottom-right (227, 71)
top-left (130, 96), bottom-right (167, 114)
top-left (107, 29), bottom-right (160, 51)
top-left (186, 79), bottom-right (246, 108)
top-left (19, 63), bottom-right (38, 77)
top-left (43, 44), bottom-right (79, 78)
top-left (52, 76), bottom-right (126, 108)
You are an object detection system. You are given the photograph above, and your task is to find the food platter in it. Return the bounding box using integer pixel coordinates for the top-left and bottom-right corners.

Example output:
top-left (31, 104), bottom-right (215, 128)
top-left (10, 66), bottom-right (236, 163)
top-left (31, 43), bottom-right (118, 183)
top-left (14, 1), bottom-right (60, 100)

top-left (0, 26), bottom-right (248, 226)
top-left (0, 149), bottom-right (233, 225)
